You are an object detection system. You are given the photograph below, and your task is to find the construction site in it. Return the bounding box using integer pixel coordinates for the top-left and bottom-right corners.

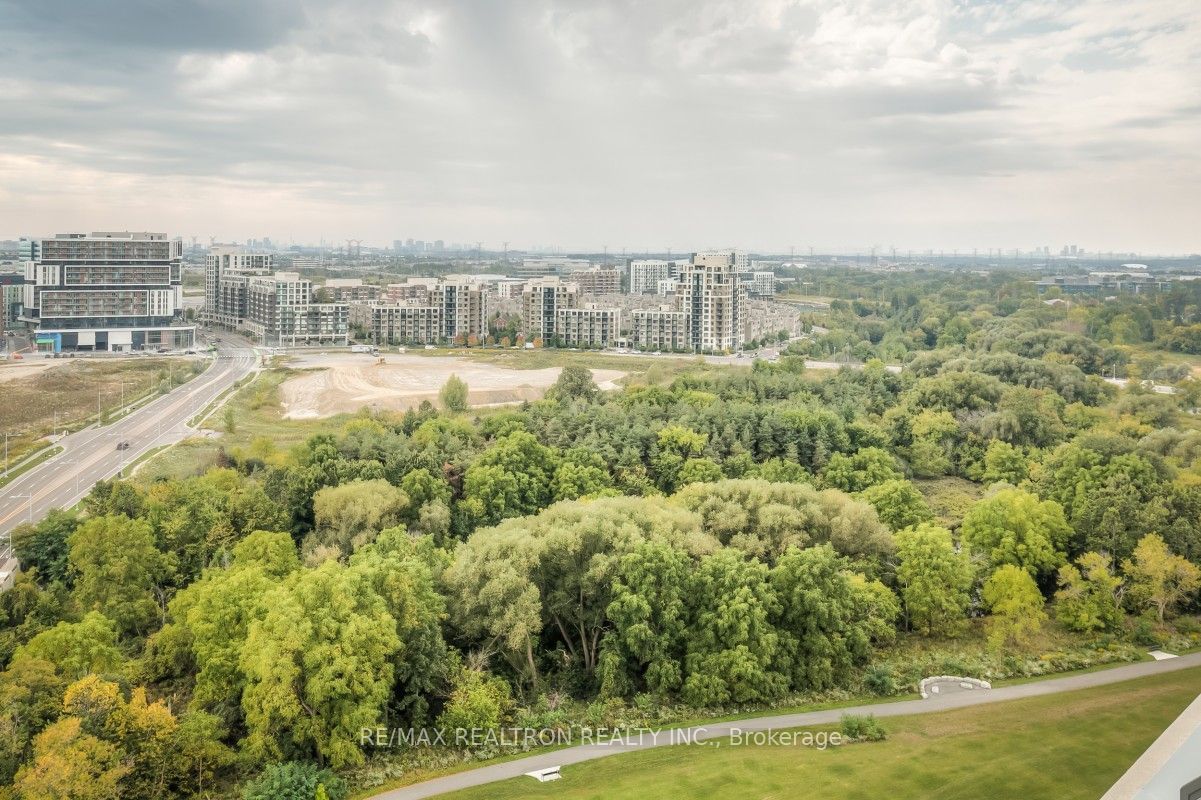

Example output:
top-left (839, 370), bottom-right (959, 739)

top-left (278, 351), bottom-right (626, 419)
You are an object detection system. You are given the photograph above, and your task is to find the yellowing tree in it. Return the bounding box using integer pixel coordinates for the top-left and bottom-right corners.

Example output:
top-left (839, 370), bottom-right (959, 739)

top-left (982, 565), bottom-right (1047, 651)
top-left (1123, 534), bottom-right (1201, 624)
top-left (13, 717), bottom-right (128, 800)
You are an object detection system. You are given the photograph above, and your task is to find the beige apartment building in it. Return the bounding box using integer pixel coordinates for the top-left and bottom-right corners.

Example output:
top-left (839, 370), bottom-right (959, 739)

top-left (556, 304), bottom-right (620, 348)
top-left (523, 276), bottom-right (578, 343)
top-left (676, 251), bottom-right (746, 352)
top-left (350, 301), bottom-right (441, 345)
top-left (572, 267), bottom-right (622, 295)
top-left (629, 305), bottom-right (689, 351)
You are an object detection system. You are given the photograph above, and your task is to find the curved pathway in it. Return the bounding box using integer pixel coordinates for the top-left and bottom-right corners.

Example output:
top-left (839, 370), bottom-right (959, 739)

top-left (371, 652), bottom-right (1201, 799)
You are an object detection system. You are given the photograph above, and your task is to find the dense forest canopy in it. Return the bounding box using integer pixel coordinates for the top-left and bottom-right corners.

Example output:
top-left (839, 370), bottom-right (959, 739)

top-left (3, 267), bottom-right (1201, 799)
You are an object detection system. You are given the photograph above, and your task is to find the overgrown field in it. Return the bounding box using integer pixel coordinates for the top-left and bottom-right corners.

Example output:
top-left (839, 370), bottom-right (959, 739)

top-left (0, 357), bottom-right (204, 464)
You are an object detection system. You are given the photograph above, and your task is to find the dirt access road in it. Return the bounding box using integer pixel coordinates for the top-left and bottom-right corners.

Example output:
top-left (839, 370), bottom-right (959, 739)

top-left (279, 352), bottom-right (625, 419)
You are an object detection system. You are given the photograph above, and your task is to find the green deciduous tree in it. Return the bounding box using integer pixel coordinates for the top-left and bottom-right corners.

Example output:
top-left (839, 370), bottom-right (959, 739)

top-left (820, 447), bottom-right (902, 492)
top-left (769, 545), bottom-right (872, 692)
top-left (982, 565), bottom-right (1047, 651)
top-left (439, 374), bottom-right (469, 413)
top-left (682, 549), bottom-right (785, 706)
top-left (546, 365), bottom-right (600, 403)
top-left (240, 561), bottom-right (400, 768)
top-left (600, 539), bottom-right (693, 698)
top-left (960, 488), bottom-right (1070, 578)
top-left (168, 563), bottom-right (280, 715)
top-left (12, 611), bottom-right (123, 679)
top-left (895, 524), bottom-right (972, 636)
top-left (857, 479), bottom-right (933, 531)
top-left (981, 440), bottom-right (1030, 485)
top-left (1054, 552), bottom-right (1124, 633)
top-left (672, 479), bottom-right (893, 565)
top-left (10, 509), bottom-right (79, 586)
top-left (68, 515), bottom-right (168, 638)
top-left (309, 479), bottom-right (410, 558)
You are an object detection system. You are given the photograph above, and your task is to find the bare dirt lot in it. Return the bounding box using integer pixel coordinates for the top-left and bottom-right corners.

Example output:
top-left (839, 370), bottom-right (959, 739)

top-left (279, 352), bottom-right (626, 418)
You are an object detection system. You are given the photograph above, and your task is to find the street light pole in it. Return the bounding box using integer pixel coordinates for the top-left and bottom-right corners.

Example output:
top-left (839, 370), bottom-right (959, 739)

top-left (9, 492), bottom-right (33, 524)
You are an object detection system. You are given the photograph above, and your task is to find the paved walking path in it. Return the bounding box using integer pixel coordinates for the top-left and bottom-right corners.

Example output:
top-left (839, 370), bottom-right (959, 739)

top-left (370, 652), bottom-right (1201, 800)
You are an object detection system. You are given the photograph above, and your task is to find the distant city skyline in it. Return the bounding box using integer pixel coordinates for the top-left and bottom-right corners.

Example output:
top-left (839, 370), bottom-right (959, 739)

top-left (1, 1), bottom-right (1199, 253)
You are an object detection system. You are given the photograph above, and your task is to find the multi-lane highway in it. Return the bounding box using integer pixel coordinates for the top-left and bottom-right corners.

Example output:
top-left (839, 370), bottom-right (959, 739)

top-left (0, 341), bottom-right (258, 558)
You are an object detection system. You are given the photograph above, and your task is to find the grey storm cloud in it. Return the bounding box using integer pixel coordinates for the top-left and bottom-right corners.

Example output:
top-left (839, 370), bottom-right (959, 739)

top-left (0, 0), bottom-right (1199, 253)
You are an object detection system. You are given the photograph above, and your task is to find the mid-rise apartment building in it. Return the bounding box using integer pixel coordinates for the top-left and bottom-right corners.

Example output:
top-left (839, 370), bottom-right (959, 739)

top-left (629, 305), bottom-right (689, 351)
top-left (241, 272), bottom-right (348, 346)
top-left (628, 259), bottom-right (673, 294)
top-left (350, 301), bottom-right (441, 345)
top-left (556, 304), bottom-right (620, 348)
top-left (323, 278), bottom-right (380, 304)
top-left (383, 277), bottom-right (439, 305)
top-left (572, 267), bottom-right (622, 295)
top-left (515, 258), bottom-right (592, 279)
top-left (523, 277), bottom-right (578, 343)
top-left (437, 279), bottom-right (489, 343)
top-left (1, 274), bottom-right (24, 337)
top-left (205, 245), bottom-right (273, 328)
top-left (748, 271), bottom-right (776, 298)
top-left (22, 231), bottom-right (194, 352)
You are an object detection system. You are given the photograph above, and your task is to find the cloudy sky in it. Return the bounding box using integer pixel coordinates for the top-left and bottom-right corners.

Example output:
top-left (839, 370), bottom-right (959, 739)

top-left (1, 0), bottom-right (1199, 254)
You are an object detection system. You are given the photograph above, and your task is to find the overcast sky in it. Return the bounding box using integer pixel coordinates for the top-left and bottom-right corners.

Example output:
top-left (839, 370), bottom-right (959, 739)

top-left (1, 0), bottom-right (1199, 254)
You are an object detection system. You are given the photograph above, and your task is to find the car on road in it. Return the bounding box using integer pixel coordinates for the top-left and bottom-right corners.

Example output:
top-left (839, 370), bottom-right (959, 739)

top-left (116, 441), bottom-right (131, 451)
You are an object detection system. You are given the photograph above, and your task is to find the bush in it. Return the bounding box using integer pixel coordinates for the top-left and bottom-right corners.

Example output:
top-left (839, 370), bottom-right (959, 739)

top-left (862, 665), bottom-right (898, 696)
top-left (437, 667), bottom-right (513, 733)
top-left (242, 761), bottom-right (347, 800)
top-left (840, 713), bottom-right (887, 742)
top-left (1131, 615), bottom-right (1166, 648)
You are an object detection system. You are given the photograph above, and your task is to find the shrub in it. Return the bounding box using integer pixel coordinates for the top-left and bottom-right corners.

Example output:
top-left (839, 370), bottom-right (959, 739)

top-left (862, 665), bottom-right (898, 697)
top-left (242, 761), bottom-right (346, 800)
top-left (1131, 615), bottom-right (1166, 648)
top-left (840, 713), bottom-right (887, 742)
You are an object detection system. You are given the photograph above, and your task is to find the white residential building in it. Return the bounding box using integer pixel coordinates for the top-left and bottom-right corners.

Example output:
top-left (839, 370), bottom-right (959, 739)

top-left (628, 259), bottom-right (673, 294)
top-left (572, 267), bottom-right (622, 295)
top-left (437, 278), bottom-right (489, 342)
top-left (205, 245), bottom-right (273, 328)
top-left (242, 272), bottom-right (349, 346)
top-left (22, 231), bottom-right (194, 352)
top-left (749, 271), bottom-right (776, 298)
top-left (350, 301), bottom-right (441, 345)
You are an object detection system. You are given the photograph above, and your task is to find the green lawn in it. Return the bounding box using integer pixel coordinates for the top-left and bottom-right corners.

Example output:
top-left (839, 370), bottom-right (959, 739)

top-left (437, 667), bottom-right (1201, 800)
